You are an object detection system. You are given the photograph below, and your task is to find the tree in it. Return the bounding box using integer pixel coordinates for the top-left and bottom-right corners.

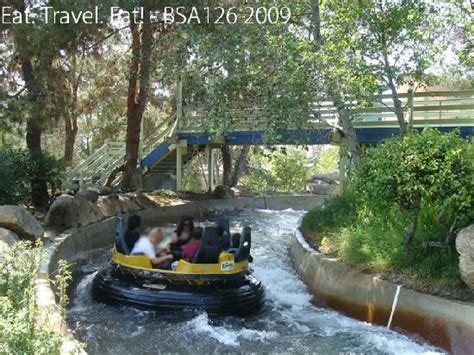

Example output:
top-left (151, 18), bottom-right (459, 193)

top-left (354, 2), bottom-right (441, 134)
top-left (220, 145), bottom-right (250, 187)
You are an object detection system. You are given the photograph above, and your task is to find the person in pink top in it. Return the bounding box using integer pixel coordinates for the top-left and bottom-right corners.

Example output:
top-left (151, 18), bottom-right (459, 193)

top-left (182, 227), bottom-right (203, 262)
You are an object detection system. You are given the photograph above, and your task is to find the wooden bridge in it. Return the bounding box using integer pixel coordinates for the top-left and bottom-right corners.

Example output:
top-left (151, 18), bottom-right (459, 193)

top-left (66, 89), bottom-right (474, 191)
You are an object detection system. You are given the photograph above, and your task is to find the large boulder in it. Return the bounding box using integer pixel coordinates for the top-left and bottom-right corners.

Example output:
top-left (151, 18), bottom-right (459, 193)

top-left (213, 185), bottom-right (234, 199)
top-left (0, 205), bottom-right (44, 241)
top-left (45, 195), bottom-right (77, 228)
top-left (456, 224), bottom-right (474, 289)
top-left (306, 182), bottom-right (340, 195)
top-left (309, 171), bottom-right (340, 184)
top-left (45, 194), bottom-right (104, 229)
top-left (96, 195), bottom-right (122, 218)
top-left (118, 195), bottom-right (142, 213)
top-left (76, 188), bottom-right (99, 203)
top-left (0, 227), bottom-right (19, 248)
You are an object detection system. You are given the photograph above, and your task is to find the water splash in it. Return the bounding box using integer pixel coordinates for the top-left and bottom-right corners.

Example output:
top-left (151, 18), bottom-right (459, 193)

top-left (66, 209), bottom-right (442, 354)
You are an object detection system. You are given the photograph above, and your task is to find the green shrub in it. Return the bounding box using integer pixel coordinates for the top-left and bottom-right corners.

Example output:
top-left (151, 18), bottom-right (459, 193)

top-left (241, 147), bottom-right (312, 193)
top-left (315, 146), bottom-right (339, 173)
top-left (354, 128), bottom-right (473, 249)
top-left (0, 149), bottom-right (63, 205)
top-left (301, 188), bottom-right (358, 235)
top-left (182, 154), bottom-right (206, 192)
top-left (302, 129), bottom-right (473, 291)
top-left (0, 242), bottom-right (71, 354)
top-left (271, 148), bottom-right (312, 192)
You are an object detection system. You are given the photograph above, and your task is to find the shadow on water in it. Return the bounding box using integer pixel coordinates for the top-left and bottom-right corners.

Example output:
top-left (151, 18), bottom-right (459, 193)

top-left (66, 209), bottom-right (442, 354)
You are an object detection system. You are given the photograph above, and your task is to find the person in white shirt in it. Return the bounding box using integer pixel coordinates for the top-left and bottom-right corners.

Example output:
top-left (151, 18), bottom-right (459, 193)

top-left (131, 228), bottom-right (173, 266)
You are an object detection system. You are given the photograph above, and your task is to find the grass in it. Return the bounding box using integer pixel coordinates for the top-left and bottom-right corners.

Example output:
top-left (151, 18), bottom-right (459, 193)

top-left (301, 190), bottom-right (472, 300)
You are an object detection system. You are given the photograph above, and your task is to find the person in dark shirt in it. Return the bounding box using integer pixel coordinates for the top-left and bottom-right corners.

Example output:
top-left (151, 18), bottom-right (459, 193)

top-left (170, 215), bottom-right (194, 248)
top-left (124, 215), bottom-right (141, 252)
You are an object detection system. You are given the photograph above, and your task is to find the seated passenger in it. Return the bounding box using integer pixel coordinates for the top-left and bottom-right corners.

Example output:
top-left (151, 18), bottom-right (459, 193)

top-left (170, 215), bottom-right (194, 250)
top-left (182, 226), bottom-right (203, 262)
top-left (124, 215), bottom-right (141, 252)
top-left (131, 228), bottom-right (173, 267)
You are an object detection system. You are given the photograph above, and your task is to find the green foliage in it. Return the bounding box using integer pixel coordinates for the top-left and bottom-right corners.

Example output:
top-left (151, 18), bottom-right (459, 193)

top-left (0, 242), bottom-right (71, 354)
top-left (355, 129), bottom-right (473, 230)
top-left (182, 153), bottom-right (206, 192)
top-left (241, 147), bottom-right (312, 193)
top-left (0, 149), bottom-right (63, 205)
top-left (303, 130), bottom-right (473, 291)
top-left (270, 148), bottom-right (312, 192)
top-left (315, 146), bottom-right (339, 173)
top-left (301, 188), bottom-right (358, 236)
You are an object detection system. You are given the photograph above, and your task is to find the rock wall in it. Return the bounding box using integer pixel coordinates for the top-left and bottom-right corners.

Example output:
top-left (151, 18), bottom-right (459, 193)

top-left (45, 192), bottom-right (157, 229)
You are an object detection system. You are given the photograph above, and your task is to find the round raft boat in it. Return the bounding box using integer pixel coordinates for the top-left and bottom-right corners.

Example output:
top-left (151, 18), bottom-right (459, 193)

top-left (92, 216), bottom-right (265, 316)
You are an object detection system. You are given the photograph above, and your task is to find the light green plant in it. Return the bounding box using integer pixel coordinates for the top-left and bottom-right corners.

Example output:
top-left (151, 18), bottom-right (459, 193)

top-left (315, 146), bottom-right (340, 173)
top-left (0, 242), bottom-right (71, 354)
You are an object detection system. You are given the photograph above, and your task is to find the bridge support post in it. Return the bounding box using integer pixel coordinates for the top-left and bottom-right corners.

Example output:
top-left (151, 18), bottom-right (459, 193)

top-left (176, 146), bottom-right (183, 191)
top-left (175, 140), bottom-right (187, 191)
top-left (206, 145), bottom-right (215, 192)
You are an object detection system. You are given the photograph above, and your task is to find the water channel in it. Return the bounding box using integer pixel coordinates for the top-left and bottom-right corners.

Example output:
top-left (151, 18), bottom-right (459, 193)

top-left (66, 209), bottom-right (440, 354)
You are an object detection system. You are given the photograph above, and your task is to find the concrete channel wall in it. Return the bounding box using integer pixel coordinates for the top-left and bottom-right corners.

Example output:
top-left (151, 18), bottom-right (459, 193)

top-left (37, 195), bottom-right (325, 352)
top-left (289, 231), bottom-right (474, 354)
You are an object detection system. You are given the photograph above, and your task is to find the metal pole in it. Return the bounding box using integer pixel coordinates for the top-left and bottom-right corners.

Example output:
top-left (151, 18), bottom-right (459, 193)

top-left (207, 146), bottom-right (215, 192)
top-left (176, 145), bottom-right (183, 191)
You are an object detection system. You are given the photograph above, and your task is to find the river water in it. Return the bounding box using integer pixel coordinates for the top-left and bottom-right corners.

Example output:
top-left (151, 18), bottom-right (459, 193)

top-left (66, 209), bottom-right (441, 354)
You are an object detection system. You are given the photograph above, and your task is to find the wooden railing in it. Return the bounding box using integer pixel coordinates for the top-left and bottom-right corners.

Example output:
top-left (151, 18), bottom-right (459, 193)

top-left (65, 113), bottom-right (179, 188)
top-left (178, 89), bottom-right (474, 131)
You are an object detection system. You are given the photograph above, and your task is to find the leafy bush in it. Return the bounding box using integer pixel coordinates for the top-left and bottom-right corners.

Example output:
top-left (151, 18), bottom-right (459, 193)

top-left (301, 188), bottom-right (358, 235)
top-left (354, 128), bottom-right (473, 249)
top-left (0, 242), bottom-right (71, 354)
top-left (241, 147), bottom-right (312, 193)
top-left (0, 149), bottom-right (63, 205)
top-left (315, 146), bottom-right (339, 173)
top-left (302, 129), bottom-right (473, 292)
top-left (270, 148), bottom-right (312, 192)
top-left (182, 154), bottom-right (206, 192)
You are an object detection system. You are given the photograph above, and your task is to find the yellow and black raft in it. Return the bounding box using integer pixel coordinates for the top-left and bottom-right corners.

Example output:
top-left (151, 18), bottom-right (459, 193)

top-left (91, 216), bottom-right (265, 316)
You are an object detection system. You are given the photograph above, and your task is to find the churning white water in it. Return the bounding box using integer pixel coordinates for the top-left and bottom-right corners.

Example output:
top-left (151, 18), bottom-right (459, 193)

top-left (66, 209), bottom-right (442, 354)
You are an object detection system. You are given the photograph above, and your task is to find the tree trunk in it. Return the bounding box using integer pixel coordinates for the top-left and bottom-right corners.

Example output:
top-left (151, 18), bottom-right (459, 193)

top-left (334, 96), bottom-right (361, 162)
top-left (231, 145), bottom-right (250, 186)
top-left (122, 6), bottom-right (153, 191)
top-left (20, 53), bottom-right (49, 209)
top-left (387, 78), bottom-right (407, 135)
top-left (221, 145), bottom-right (233, 187)
top-left (310, 1), bottom-right (322, 50)
top-left (310, 0), bottom-right (361, 162)
top-left (382, 45), bottom-right (407, 135)
top-left (64, 48), bottom-right (81, 167)
top-left (402, 193), bottom-right (421, 251)
top-left (64, 115), bottom-right (78, 167)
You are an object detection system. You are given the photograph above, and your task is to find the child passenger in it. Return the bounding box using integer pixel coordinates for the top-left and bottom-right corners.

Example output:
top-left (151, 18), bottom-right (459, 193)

top-left (131, 228), bottom-right (173, 267)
